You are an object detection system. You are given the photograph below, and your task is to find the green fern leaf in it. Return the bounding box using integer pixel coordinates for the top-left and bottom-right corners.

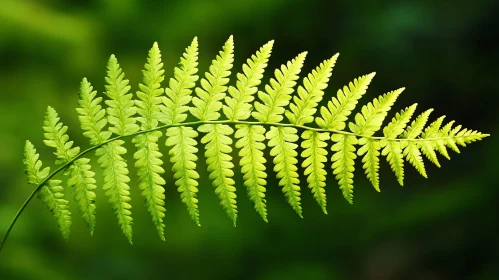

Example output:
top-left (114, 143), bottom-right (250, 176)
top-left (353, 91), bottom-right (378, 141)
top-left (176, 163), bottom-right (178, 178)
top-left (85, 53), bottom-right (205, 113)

top-left (286, 54), bottom-right (338, 126)
top-left (402, 109), bottom-right (434, 139)
top-left (331, 134), bottom-right (358, 204)
top-left (105, 55), bottom-right (139, 136)
top-left (132, 132), bottom-right (166, 239)
top-left (301, 130), bottom-right (329, 213)
top-left (252, 52), bottom-right (307, 123)
top-left (7, 36), bottom-right (490, 250)
top-left (161, 37), bottom-right (199, 125)
top-left (349, 88), bottom-right (404, 136)
top-left (316, 73), bottom-right (375, 130)
top-left (234, 125), bottom-right (268, 221)
top-left (223, 40), bottom-right (273, 121)
top-left (23, 141), bottom-right (71, 239)
top-left (383, 104), bottom-right (418, 139)
top-left (96, 140), bottom-right (133, 243)
top-left (199, 124), bottom-right (238, 224)
top-left (43, 106), bottom-right (80, 163)
top-left (267, 126), bottom-right (302, 216)
top-left (135, 42), bottom-right (165, 130)
top-left (190, 36), bottom-right (234, 122)
top-left (357, 138), bottom-right (381, 191)
top-left (132, 42), bottom-right (167, 240)
top-left (76, 78), bottom-right (112, 145)
top-left (166, 127), bottom-right (200, 225)
top-left (403, 142), bottom-right (427, 178)
top-left (381, 141), bottom-right (405, 186)
top-left (43, 106), bottom-right (97, 233)
top-left (38, 180), bottom-right (72, 239)
top-left (161, 37), bottom-right (200, 225)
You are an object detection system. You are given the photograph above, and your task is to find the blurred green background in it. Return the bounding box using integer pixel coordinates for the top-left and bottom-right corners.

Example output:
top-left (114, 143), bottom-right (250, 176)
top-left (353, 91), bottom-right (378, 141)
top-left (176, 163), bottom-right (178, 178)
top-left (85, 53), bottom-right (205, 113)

top-left (0, 0), bottom-right (497, 279)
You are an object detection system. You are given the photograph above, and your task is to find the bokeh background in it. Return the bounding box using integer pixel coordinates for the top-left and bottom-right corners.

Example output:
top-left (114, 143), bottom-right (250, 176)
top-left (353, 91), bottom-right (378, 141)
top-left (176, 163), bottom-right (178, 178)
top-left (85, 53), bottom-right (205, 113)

top-left (0, 0), bottom-right (498, 279)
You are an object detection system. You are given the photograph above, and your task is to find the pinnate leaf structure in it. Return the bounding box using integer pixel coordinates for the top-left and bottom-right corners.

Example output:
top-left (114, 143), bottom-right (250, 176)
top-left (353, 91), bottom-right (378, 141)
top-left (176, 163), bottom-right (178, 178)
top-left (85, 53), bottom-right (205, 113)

top-left (5, 35), bottom-right (489, 246)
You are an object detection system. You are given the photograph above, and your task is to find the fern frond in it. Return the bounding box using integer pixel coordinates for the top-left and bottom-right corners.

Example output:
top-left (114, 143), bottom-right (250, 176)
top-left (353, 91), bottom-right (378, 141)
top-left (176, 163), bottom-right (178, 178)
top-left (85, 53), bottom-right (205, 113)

top-left (76, 78), bottom-right (112, 145)
top-left (7, 36), bottom-right (490, 251)
top-left (357, 138), bottom-right (381, 191)
top-left (135, 42), bottom-right (165, 130)
top-left (267, 127), bottom-right (302, 216)
top-left (252, 52), bottom-right (307, 123)
top-left (132, 132), bottom-right (166, 239)
top-left (316, 73), bottom-right (375, 130)
top-left (349, 88), bottom-right (404, 136)
top-left (301, 131), bottom-right (329, 213)
top-left (132, 42), bottom-right (167, 240)
top-left (190, 36), bottom-right (234, 122)
top-left (161, 37), bottom-right (199, 125)
top-left (192, 37), bottom-right (237, 224)
top-left (234, 125), bottom-right (268, 221)
top-left (160, 37), bottom-right (200, 224)
top-left (43, 107), bottom-right (96, 233)
top-left (43, 106), bottom-right (80, 163)
top-left (96, 140), bottom-right (133, 243)
top-left (383, 104), bottom-right (418, 139)
top-left (286, 54), bottom-right (338, 126)
top-left (403, 142), bottom-right (427, 178)
top-left (331, 134), bottom-right (358, 204)
top-left (23, 141), bottom-right (71, 239)
top-left (38, 180), bottom-right (72, 239)
top-left (223, 40), bottom-right (273, 121)
top-left (105, 55), bottom-right (139, 136)
top-left (199, 124), bottom-right (238, 225)
top-left (166, 127), bottom-right (200, 225)
top-left (381, 141), bottom-right (405, 186)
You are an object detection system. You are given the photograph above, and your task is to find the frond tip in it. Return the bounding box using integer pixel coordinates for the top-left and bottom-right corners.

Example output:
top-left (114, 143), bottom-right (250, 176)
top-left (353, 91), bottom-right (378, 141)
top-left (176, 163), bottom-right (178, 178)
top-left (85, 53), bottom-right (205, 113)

top-left (10, 36), bottom-right (489, 249)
